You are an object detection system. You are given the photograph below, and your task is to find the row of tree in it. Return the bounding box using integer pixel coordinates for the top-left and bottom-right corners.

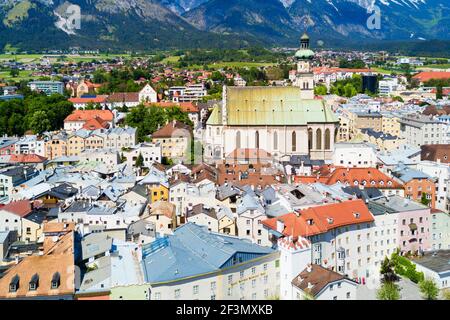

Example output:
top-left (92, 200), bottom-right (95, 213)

top-left (124, 104), bottom-right (193, 142)
top-left (0, 93), bottom-right (74, 136)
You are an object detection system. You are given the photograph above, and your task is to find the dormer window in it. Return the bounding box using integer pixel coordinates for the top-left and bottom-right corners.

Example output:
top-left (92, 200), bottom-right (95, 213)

top-left (354, 212), bottom-right (360, 219)
top-left (307, 219), bottom-right (314, 225)
top-left (29, 274), bottom-right (39, 291)
top-left (51, 272), bottom-right (60, 289)
top-left (9, 275), bottom-right (19, 293)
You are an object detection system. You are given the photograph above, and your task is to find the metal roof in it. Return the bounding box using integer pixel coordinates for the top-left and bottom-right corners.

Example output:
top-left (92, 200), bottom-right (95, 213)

top-left (207, 86), bottom-right (338, 126)
top-left (142, 223), bottom-right (274, 283)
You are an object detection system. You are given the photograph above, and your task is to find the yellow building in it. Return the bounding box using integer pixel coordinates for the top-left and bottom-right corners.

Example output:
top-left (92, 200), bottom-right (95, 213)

top-left (148, 184), bottom-right (169, 203)
top-left (381, 114), bottom-right (401, 136)
top-left (218, 215), bottom-right (236, 236)
top-left (67, 134), bottom-right (86, 156)
top-left (84, 133), bottom-right (104, 151)
top-left (151, 120), bottom-right (191, 162)
top-left (45, 135), bottom-right (68, 160)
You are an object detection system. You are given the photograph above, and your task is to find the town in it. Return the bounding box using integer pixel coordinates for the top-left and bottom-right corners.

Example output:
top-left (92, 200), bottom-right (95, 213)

top-left (0, 33), bottom-right (449, 301)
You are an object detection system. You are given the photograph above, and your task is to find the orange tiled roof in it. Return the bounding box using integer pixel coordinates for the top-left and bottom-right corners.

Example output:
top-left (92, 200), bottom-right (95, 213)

top-left (81, 116), bottom-right (110, 130)
top-left (68, 95), bottom-right (108, 104)
top-left (64, 110), bottom-right (113, 122)
top-left (262, 199), bottom-right (374, 238)
top-left (148, 102), bottom-right (199, 113)
top-left (295, 167), bottom-right (403, 188)
top-left (413, 72), bottom-right (450, 82)
top-left (9, 154), bottom-right (47, 163)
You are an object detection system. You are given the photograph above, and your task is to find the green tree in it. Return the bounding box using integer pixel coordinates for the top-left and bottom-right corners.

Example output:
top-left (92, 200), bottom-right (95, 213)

top-left (135, 153), bottom-right (144, 168)
top-left (380, 257), bottom-right (399, 283)
top-left (421, 192), bottom-right (431, 206)
top-left (29, 111), bottom-right (51, 134)
top-left (419, 278), bottom-right (439, 300)
top-left (436, 86), bottom-right (443, 100)
top-left (314, 85), bottom-right (328, 95)
top-left (9, 69), bottom-right (19, 77)
top-left (377, 282), bottom-right (401, 300)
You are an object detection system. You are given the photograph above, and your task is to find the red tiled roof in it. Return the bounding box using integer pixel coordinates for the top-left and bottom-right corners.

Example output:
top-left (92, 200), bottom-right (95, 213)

top-left (295, 167), bottom-right (402, 188)
top-left (64, 110), bottom-right (113, 122)
top-left (413, 72), bottom-right (450, 82)
top-left (68, 95), bottom-right (108, 104)
top-left (262, 199), bottom-right (374, 238)
top-left (151, 120), bottom-right (191, 138)
top-left (82, 116), bottom-right (110, 130)
top-left (9, 154), bottom-right (47, 163)
top-left (313, 67), bottom-right (372, 74)
top-left (0, 200), bottom-right (32, 218)
top-left (147, 102), bottom-right (199, 113)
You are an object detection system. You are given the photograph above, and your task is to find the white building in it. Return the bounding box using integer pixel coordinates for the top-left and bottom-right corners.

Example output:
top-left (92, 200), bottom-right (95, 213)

top-left (379, 78), bottom-right (399, 96)
top-left (122, 143), bottom-right (162, 168)
top-left (416, 161), bottom-right (450, 212)
top-left (399, 114), bottom-right (447, 147)
top-left (332, 143), bottom-right (378, 168)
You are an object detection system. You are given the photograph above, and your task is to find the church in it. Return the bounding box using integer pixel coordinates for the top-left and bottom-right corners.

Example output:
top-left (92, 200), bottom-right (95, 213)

top-left (203, 33), bottom-right (339, 163)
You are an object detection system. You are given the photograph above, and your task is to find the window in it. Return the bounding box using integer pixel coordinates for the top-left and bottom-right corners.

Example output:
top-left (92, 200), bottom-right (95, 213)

top-left (316, 128), bottom-right (322, 150)
top-left (273, 131), bottom-right (278, 150)
top-left (240, 270), bottom-right (245, 278)
top-left (292, 131), bottom-right (297, 152)
top-left (252, 279), bottom-right (256, 288)
top-left (236, 131), bottom-right (241, 149)
top-left (211, 281), bottom-right (216, 290)
top-left (252, 267), bottom-right (256, 275)
top-left (346, 292), bottom-right (351, 299)
top-left (325, 128), bottom-right (331, 150)
top-left (228, 275), bottom-right (233, 284)
top-left (193, 285), bottom-right (199, 295)
top-left (263, 263), bottom-right (268, 271)
top-left (255, 131), bottom-right (260, 149)
top-left (174, 289), bottom-right (180, 299)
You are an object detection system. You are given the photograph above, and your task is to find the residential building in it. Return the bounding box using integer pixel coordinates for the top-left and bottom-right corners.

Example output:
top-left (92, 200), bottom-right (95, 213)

top-left (151, 120), bottom-right (191, 161)
top-left (399, 114), bottom-right (446, 147)
top-left (28, 81), bottom-right (64, 95)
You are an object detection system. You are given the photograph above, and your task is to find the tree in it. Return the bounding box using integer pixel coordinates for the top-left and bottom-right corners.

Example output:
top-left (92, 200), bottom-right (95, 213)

top-left (9, 69), bottom-right (19, 77)
top-left (419, 278), bottom-right (439, 300)
top-left (135, 153), bottom-right (144, 168)
top-left (377, 282), bottom-right (401, 300)
top-left (421, 192), bottom-right (431, 206)
top-left (314, 85), bottom-right (328, 95)
top-left (29, 111), bottom-right (52, 134)
top-left (436, 86), bottom-right (443, 100)
top-left (380, 257), bottom-right (399, 283)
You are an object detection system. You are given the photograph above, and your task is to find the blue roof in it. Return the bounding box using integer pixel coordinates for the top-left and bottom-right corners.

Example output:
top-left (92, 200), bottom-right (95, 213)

top-left (142, 223), bottom-right (274, 283)
top-left (393, 165), bottom-right (431, 183)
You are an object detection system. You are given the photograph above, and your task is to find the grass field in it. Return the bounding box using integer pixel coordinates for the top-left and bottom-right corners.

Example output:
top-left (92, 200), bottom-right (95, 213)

top-left (420, 64), bottom-right (450, 70)
top-left (0, 69), bottom-right (34, 81)
top-left (371, 67), bottom-right (394, 75)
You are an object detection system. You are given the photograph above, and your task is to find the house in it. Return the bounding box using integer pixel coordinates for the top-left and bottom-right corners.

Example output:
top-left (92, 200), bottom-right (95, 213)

top-left (68, 95), bottom-right (108, 110)
top-left (412, 72), bottom-right (450, 85)
top-left (263, 199), bottom-right (376, 299)
top-left (430, 209), bottom-right (450, 251)
top-left (151, 120), bottom-right (192, 162)
top-left (75, 80), bottom-right (102, 97)
top-left (0, 222), bottom-right (75, 299)
top-left (64, 110), bottom-right (114, 132)
top-left (295, 167), bottom-right (404, 197)
top-left (147, 201), bottom-right (177, 235)
top-left (0, 200), bottom-right (44, 242)
top-left (236, 191), bottom-right (270, 247)
top-left (410, 250), bottom-right (450, 289)
top-left (332, 143), bottom-right (377, 168)
top-left (291, 264), bottom-right (358, 300)
top-left (122, 143), bottom-right (162, 169)
top-left (111, 223), bottom-right (280, 300)
top-left (392, 164), bottom-right (436, 208)
top-left (0, 166), bottom-right (39, 202)
top-left (106, 84), bottom-right (157, 109)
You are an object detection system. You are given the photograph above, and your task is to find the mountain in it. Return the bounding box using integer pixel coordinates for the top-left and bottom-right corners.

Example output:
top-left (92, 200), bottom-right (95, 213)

top-left (0, 0), bottom-right (258, 51)
top-left (182, 0), bottom-right (298, 45)
top-left (0, 0), bottom-right (449, 51)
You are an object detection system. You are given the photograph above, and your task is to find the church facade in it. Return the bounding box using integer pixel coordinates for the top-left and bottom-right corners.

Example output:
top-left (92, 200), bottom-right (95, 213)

top-left (203, 34), bottom-right (339, 164)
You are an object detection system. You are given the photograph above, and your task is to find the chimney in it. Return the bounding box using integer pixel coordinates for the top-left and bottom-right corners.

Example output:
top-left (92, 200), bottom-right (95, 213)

top-left (306, 264), bottom-right (312, 273)
top-left (276, 219), bottom-right (285, 233)
top-left (15, 255), bottom-right (19, 265)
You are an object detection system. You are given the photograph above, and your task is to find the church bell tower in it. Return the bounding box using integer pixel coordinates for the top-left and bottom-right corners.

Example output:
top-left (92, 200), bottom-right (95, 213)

top-left (294, 33), bottom-right (315, 99)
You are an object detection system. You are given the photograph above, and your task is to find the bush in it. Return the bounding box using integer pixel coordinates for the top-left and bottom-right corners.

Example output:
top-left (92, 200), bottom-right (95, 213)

top-left (390, 252), bottom-right (424, 283)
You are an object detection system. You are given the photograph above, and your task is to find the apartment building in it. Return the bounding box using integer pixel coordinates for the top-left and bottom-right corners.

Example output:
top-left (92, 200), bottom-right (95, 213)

top-left (399, 114), bottom-right (446, 147)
